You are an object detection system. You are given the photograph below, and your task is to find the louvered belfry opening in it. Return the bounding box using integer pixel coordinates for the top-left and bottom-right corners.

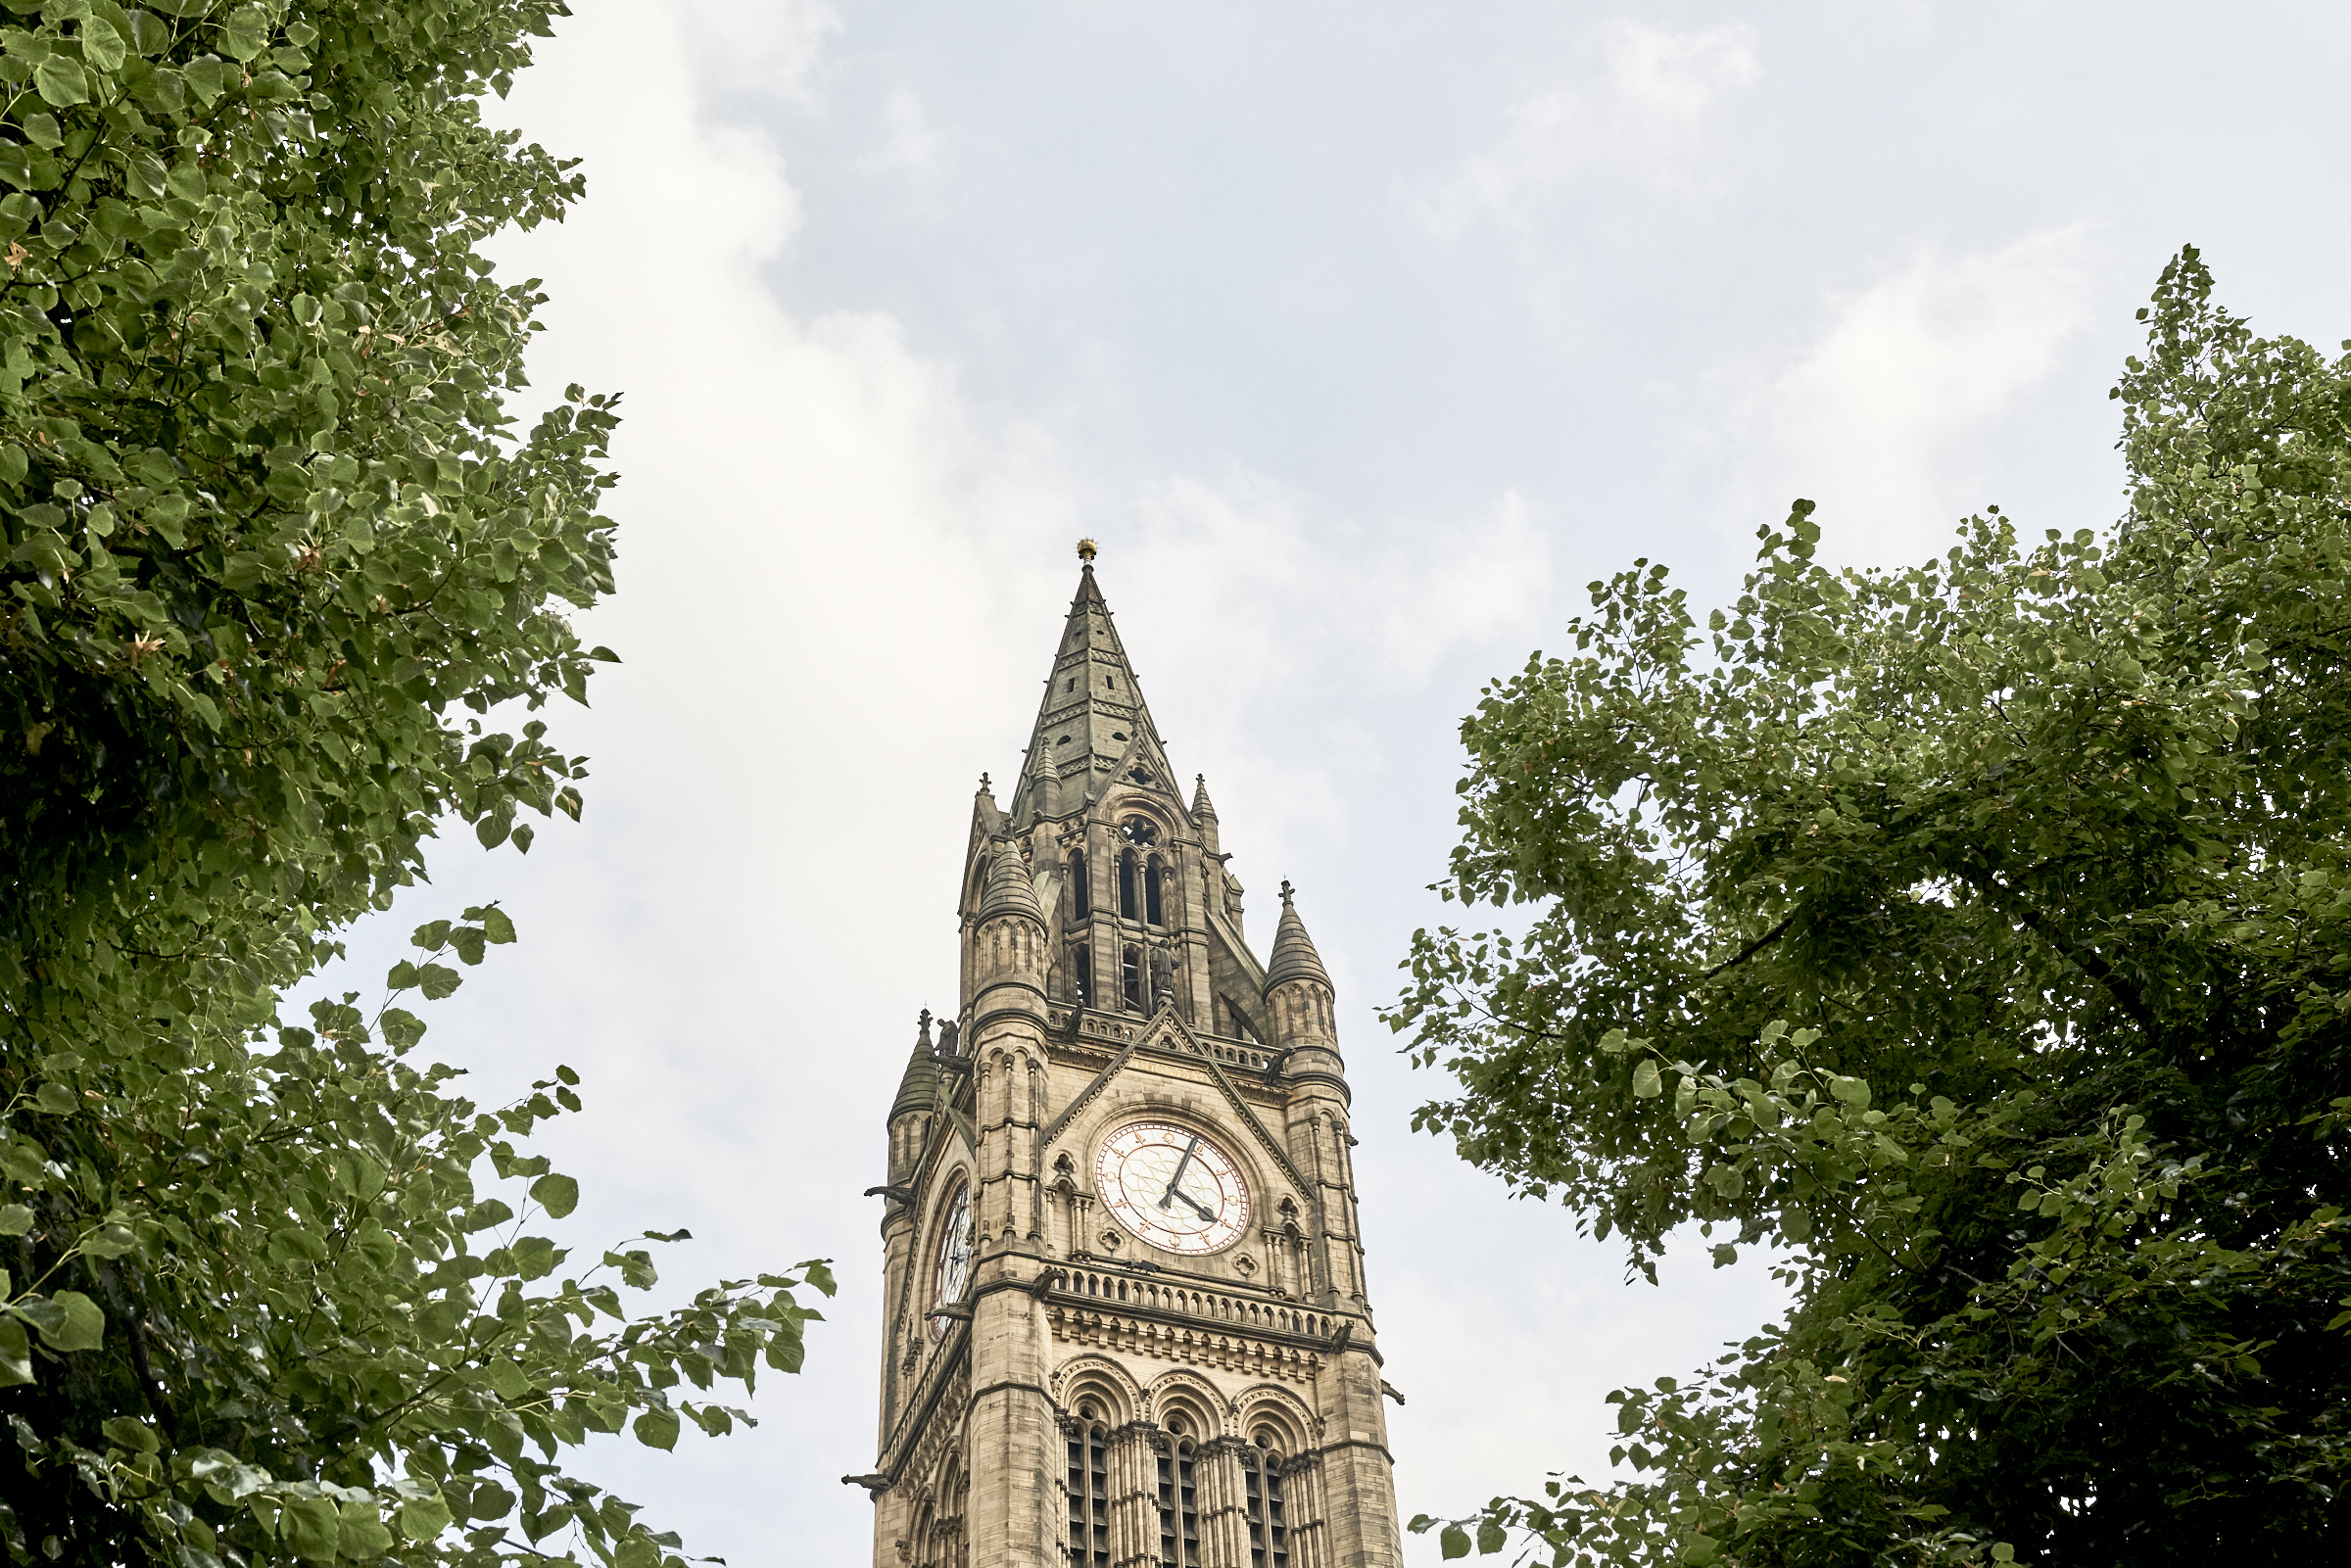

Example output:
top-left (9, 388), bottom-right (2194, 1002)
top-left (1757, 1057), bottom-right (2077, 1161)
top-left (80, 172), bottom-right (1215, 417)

top-left (1067, 1408), bottom-right (1111, 1568)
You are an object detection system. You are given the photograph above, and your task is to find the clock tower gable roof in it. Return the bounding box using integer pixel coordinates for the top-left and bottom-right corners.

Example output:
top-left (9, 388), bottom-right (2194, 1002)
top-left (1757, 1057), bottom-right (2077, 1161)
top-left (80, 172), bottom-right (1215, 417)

top-left (1039, 1008), bottom-right (1311, 1197)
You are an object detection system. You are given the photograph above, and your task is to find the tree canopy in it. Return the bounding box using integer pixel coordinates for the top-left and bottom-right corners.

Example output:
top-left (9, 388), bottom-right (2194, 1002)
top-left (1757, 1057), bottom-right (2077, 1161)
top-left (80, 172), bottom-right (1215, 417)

top-left (1394, 250), bottom-right (2350, 1565)
top-left (1, 4), bottom-right (826, 1565)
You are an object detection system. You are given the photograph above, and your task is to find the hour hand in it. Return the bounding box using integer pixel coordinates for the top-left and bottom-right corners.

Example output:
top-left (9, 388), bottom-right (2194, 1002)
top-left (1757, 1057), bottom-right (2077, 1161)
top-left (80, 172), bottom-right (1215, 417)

top-left (1167, 1187), bottom-right (1216, 1223)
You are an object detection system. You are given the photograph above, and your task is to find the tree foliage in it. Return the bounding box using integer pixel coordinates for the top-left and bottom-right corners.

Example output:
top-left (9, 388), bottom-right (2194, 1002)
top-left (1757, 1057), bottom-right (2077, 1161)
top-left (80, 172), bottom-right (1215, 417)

top-left (1394, 250), bottom-right (2351, 1565)
top-left (0, 4), bottom-right (829, 1565)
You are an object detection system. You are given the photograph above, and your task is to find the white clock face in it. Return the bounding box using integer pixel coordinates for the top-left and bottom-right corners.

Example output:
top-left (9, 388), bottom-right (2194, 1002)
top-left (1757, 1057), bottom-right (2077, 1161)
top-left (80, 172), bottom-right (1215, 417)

top-left (929, 1183), bottom-right (974, 1340)
top-left (1095, 1121), bottom-right (1249, 1256)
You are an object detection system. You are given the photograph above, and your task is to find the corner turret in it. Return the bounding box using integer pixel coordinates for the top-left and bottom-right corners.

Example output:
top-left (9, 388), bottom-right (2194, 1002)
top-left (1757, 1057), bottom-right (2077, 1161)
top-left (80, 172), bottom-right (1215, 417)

top-left (968, 832), bottom-right (1049, 1024)
top-left (1191, 774), bottom-right (1221, 857)
top-left (1268, 881), bottom-right (1346, 1101)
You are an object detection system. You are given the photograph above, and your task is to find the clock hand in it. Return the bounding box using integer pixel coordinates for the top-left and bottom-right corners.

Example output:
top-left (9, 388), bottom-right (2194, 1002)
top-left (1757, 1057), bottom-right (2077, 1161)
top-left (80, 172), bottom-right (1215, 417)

top-left (1171, 1187), bottom-right (1217, 1222)
top-left (1158, 1135), bottom-right (1203, 1212)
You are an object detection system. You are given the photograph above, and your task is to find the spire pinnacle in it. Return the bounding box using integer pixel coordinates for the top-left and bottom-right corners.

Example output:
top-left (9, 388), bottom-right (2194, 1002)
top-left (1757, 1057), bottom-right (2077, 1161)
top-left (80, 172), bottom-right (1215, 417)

top-left (1267, 885), bottom-right (1331, 990)
top-left (889, 1010), bottom-right (941, 1123)
top-left (1017, 551), bottom-right (1165, 812)
top-left (1077, 537), bottom-right (1097, 562)
top-left (978, 832), bottom-right (1045, 924)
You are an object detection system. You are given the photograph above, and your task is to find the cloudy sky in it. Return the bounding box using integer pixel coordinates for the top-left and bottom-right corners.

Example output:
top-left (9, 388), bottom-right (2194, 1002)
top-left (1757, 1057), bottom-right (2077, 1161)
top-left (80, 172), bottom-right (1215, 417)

top-left (320, 2), bottom-right (2351, 1560)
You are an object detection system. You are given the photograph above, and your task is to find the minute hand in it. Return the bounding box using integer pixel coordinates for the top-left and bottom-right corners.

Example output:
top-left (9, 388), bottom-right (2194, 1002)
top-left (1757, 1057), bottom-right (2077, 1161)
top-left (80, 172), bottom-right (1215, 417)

top-left (1159, 1137), bottom-right (1216, 1221)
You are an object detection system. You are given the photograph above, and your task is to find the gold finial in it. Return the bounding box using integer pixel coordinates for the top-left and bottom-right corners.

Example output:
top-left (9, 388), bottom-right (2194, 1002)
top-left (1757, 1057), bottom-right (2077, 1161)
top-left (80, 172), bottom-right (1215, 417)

top-left (1076, 538), bottom-right (1097, 562)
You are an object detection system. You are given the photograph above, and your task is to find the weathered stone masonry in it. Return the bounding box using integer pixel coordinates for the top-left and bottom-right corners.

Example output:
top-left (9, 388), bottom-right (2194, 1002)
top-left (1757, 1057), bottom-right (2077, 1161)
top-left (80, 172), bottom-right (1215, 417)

top-left (862, 553), bottom-right (1403, 1568)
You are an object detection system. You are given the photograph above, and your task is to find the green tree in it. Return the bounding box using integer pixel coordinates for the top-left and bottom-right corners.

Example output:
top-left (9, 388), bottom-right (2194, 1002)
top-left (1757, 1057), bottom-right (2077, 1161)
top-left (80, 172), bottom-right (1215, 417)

top-left (0, 4), bottom-right (829, 1565)
top-left (1394, 250), bottom-right (2351, 1566)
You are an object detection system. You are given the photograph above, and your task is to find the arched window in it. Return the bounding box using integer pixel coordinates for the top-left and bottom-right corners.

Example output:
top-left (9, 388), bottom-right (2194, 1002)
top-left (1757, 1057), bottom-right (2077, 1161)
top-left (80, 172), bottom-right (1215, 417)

top-left (936, 1457), bottom-right (970, 1568)
top-left (1123, 946), bottom-right (1143, 1011)
top-left (1073, 946), bottom-right (1092, 1005)
top-left (970, 861), bottom-right (986, 911)
top-left (1158, 1414), bottom-right (1203, 1566)
top-left (1243, 1432), bottom-right (1290, 1568)
top-left (1145, 854), bottom-right (1166, 926)
top-left (1119, 850), bottom-right (1139, 920)
top-left (1068, 1407), bottom-right (1111, 1568)
top-left (1070, 849), bottom-right (1090, 919)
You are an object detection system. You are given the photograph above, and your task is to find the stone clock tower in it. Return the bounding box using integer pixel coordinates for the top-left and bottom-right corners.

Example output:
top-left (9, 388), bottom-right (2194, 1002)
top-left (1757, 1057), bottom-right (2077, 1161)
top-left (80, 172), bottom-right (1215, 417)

top-left (856, 549), bottom-right (1403, 1568)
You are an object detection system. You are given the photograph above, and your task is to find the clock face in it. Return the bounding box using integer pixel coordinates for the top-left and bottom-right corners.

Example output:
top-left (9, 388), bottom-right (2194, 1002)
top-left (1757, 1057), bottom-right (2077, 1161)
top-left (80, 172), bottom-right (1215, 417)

top-left (929, 1183), bottom-right (974, 1340)
top-left (1095, 1121), bottom-right (1250, 1256)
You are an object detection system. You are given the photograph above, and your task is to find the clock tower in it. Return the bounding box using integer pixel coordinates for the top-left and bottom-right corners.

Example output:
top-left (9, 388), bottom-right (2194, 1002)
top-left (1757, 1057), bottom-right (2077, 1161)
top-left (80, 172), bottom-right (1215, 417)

top-left (859, 549), bottom-right (1404, 1568)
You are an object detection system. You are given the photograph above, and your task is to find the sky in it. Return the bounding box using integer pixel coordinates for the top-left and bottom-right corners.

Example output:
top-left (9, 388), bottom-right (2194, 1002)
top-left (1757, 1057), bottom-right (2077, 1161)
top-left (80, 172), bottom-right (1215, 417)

top-left (307, 2), bottom-right (2351, 1561)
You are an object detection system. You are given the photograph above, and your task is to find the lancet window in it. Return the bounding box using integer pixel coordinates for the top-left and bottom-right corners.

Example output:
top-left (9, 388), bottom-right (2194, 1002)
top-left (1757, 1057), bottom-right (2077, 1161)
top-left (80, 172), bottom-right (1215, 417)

top-left (1073, 946), bottom-right (1092, 1005)
top-left (1071, 849), bottom-right (1090, 919)
top-left (1243, 1434), bottom-right (1289, 1568)
top-left (929, 1457), bottom-right (969, 1568)
top-left (1119, 850), bottom-right (1139, 920)
top-left (1145, 854), bottom-right (1166, 926)
top-left (1067, 1406), bottom-right (1112, 1568)
top-left (1123, 945), bottom-right (1143, 1011)
top-left (1157, 1415), bottom-right (1203, 1567)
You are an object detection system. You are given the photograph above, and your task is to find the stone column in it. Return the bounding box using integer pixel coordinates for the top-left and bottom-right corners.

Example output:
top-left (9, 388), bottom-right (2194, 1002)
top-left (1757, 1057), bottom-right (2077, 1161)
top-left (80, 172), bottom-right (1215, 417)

top-left (1282, 1452), bottom-right (1328, 1568)
top-left (1193, 1438), bottom-right (1253, 1568)
top-left (1107, 1424), bottom-right (1164, 1568)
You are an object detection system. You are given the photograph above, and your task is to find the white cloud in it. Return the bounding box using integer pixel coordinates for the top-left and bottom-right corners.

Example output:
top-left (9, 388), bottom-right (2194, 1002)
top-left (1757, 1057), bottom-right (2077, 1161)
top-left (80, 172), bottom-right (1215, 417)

top-left (672, 0), bottom-right (840, 105)
top-left (445, 7), bottom-right (1568, 1563)
top-left (863, 86), bottom-right (947, 176)
top-left (1089, 473), bottom-right (1551, 851)
top-left (1422, 20), bottom-right (1761, 233)
top-left (1715, 226), bottom-right (2099, 565)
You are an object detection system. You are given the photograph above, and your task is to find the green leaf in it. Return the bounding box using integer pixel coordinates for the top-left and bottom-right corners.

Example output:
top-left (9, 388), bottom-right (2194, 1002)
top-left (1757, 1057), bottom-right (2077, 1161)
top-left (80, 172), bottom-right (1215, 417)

top-left (417, 964), bottom-right (461, 999)
top-left (530, 1171), bottom-right (579, 1218)
top-left (482, 906), bottom-right (518, 944)
top-left (283, 1496), bottom-right (341, 1562)
top-left (220, 4), bottom-right (270, 62)
top-left (0, 1318), bottom-right (33, 1386)
top-left (1439, 1525), bottom-right (1470, 1560)
top-left (80, 17), bottom-right (127, 71)
top-left (182, 53), bottom-right (227, 102)
top-left (396, 1487), bottom-right (453, 1543)
top-left (34, 1081), bottom-right (76, 1115)
top-left (33, 55), bottom-right (89, 106)
top-left (1476, 1518), bottom-right (1507, 1553)
top-left (102, 1416), bottom-right (160, 1453)
top-left (1632, 1060), bottom-right (1662, 1099)
top-left (80, 1222), bottom-right (137, 1259)
top-left (339, 1501), bottom-right (393, 1559)
top-left (485, 1357), bottom-right (529, 1400)
top-left (632, 1405), bottom-right (681, 1451)
top-left (0, 1205), bottom-right (32, 1237)
top-left (19, 1290), bottom-right (105, 1352)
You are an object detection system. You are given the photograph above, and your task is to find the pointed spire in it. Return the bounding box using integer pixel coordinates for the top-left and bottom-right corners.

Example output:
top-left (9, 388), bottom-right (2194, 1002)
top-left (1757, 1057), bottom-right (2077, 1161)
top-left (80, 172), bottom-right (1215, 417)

top-left (1266, 880), bottom-right (1331, 990)
top-left (889, 1009), bottom-right (940, 1123)
top-left (1015, 548), bottom-right (1174, 812)
top-left (1193, 774), bottom-right (1222, 855)
top-left (977, 832), bottom-right (1045, 924)
top-left (1032, 733), bottom-right (1062, 818)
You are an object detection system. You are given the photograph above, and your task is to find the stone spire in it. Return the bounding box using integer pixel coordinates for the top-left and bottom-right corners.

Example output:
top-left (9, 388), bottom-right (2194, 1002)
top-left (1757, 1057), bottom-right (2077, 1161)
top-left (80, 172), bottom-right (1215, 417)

top-left (1030, 733), bottom-right (1061, 819)
top-left (1192, 774), bottom-right (1221, 855)
top-left (977, 832), bottom-right (1044, 925)
top-left (1266, 880), bottom-right (1332, 990)
top-left (1014, 548), bottom-right (1176, 816)
top-left (889, 1009), bottom-right (941, 1123)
